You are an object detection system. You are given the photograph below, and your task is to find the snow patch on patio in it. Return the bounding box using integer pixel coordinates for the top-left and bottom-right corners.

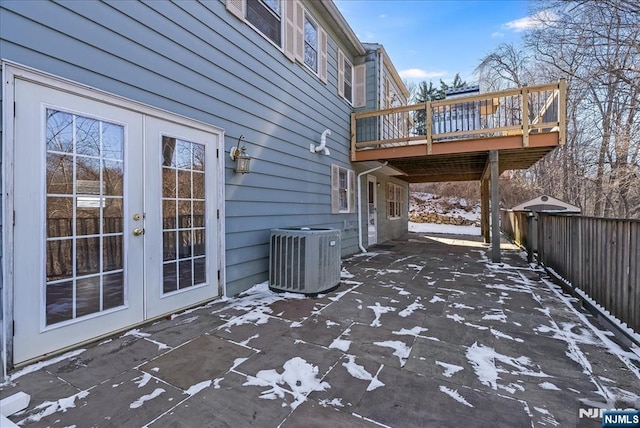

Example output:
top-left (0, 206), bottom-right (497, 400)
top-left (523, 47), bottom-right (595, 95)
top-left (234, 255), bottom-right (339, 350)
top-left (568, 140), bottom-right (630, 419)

top-left (439, 385), bottom-right (473, 407)
top-left (319, 398), bottom-right (344, 407)
top-left (465, 342), bottom-right (550, 393)
top-left (446, 314), bottom-right (465, 323)
top-left (243, 357), bottom-right (329, 409)
top-left (130, 388), bottom-right (165, 409)
top-left (133, 372), bottom-right (153, 388)
top-left (373, 340), bottom-right (411, 367)
top-left (342, 355), bottom-right (385, 391)
top-left (185, 380), bottom-right (212, 396)
top-left (393, 327), bottom-right (429, 337)
top-left (17, 391), bottom-right (89, 424)
top-left (490, 328), bottom-right (524, 343)
top-left (368, 302), bottom-right (396, 327)
top-left (399, 300), bottom-right (425, 317)
top-left (533, 406), bottom-right (560, 426)
top-left (329, 338), bottom-right (351, 352)
top-left (451, 303), bottom-right (475, 310)
top-left (539, 382), bottom-right (561, 391)
top-left (436, 361), bottom-right (464, 378)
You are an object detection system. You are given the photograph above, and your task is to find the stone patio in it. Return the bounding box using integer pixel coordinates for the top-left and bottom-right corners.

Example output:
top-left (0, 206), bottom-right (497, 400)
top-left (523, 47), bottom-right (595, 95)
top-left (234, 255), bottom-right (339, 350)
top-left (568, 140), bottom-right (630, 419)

top-left (2, 232), bottom-right (639, 427)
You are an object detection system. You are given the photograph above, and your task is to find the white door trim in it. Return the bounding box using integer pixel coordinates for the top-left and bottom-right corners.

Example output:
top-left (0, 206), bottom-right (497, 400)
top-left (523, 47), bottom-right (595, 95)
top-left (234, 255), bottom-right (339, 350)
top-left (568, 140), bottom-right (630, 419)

top-left (367, 175), bottom-right (378, 246)
top-left (1, 61), bottom-right (226, 371)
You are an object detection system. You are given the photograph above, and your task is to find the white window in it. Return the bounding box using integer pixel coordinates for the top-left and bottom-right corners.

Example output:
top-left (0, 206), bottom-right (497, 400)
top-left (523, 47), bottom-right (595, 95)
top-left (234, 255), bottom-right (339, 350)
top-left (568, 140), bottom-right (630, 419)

top-left (331, 165), bottom-right (355, 213)
top-left (227, 0), bottom-right (283, 47)
top-left (387, 183), bottom-right (403, 219)
top-left (304, 13), bottom-right (318, 72)
top-left (227, 0), bottom-right (327, 81)
top-left (246, 0), bottom-right (282, 46)
top-left (338, 49), bottom-right (354, 104)
top-left (344, 59), bottom-right (353, 102)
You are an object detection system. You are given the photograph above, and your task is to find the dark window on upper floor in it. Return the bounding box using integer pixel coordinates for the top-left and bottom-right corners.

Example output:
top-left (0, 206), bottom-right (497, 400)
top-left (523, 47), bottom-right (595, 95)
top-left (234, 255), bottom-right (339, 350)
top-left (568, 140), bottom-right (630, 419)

top-left (246, 0), bottom-right (282, 47)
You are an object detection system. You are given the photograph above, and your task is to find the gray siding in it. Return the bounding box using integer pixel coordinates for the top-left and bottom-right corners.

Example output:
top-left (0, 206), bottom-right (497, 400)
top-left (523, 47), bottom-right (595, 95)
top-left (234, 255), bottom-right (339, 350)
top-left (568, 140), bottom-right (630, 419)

top-left (0, 62), bottom-right (4, 377)
top-left (364, 52), bottom-right (379, 111)
top-left (0, 0), bottom-right (360, 296)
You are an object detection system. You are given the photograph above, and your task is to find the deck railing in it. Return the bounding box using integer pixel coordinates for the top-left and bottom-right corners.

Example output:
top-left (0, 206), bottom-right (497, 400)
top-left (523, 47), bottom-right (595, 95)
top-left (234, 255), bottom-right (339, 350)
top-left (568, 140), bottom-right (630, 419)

top-left (351, 80), bottom-right (566, 157)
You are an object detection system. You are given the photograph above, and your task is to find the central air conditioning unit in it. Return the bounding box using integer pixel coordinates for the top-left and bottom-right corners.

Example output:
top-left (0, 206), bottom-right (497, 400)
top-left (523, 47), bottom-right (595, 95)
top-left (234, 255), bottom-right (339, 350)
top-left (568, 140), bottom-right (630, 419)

top-left (269, 227), bottom-right (341, 294)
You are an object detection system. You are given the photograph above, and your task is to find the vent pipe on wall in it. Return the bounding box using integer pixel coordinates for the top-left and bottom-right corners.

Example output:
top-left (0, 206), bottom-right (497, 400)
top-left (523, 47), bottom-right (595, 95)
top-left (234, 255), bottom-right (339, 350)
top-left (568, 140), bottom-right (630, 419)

top-left (310, 129), bottom-right (331, 155)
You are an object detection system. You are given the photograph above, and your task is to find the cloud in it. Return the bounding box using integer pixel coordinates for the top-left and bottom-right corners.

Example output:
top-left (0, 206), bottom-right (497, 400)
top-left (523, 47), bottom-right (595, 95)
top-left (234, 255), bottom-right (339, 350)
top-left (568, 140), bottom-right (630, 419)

top-left (399, 69), bottom-right (447, 80)
top-left (491, 32), bottom-right (505, 38)
top-left (379, 14), bottom-right (387, 19)
top-left (502, 10), bottom-right (555, 32)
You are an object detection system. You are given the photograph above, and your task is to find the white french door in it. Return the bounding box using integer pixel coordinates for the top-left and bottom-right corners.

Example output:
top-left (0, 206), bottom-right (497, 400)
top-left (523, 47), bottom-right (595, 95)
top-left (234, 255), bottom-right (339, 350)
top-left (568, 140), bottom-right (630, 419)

top-left (11, 78), bottom-right (219, 364)
top-left (144, 117), bottom-right (219, 319)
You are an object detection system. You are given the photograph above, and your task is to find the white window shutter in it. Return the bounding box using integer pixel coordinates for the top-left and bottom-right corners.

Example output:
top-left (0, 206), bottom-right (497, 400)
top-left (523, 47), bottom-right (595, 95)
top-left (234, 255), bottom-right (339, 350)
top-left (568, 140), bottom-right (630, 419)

top-left (319, 27), bottom-right (328, 83)
top-left (294, 1), bottom-right (304, 62)
top-left (226, 0), bottom-right (244, 20)
top-left (354, 64), bottom-right (366, 108)
top-left (331, 164), bottom-right (339, 213)
top-left (348, 169), bottom-right (356, 213)
top-left (337, 49), bottom-right (345, 97)
top-left (284, 0), bottom-right (296, 61)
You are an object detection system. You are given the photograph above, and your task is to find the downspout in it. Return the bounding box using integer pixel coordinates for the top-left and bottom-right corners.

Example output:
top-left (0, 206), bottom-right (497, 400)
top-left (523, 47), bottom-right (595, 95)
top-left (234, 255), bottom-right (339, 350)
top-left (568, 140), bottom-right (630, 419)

top-left (357, 162), bottom-right (388, 252)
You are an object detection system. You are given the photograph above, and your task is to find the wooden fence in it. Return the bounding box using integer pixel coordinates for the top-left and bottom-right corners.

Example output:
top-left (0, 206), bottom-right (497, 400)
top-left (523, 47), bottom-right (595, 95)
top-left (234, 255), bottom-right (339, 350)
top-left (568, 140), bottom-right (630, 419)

top-left (501, 210), bottom-right (534, 251)
top-left (502, 211), bottom-right (640, 335)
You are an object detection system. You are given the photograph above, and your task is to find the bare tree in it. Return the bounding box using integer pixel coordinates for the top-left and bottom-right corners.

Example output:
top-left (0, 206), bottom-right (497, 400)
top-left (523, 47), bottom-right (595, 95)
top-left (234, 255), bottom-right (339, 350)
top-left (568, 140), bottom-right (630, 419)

top-left (475, 0), bottom-right (639, 218)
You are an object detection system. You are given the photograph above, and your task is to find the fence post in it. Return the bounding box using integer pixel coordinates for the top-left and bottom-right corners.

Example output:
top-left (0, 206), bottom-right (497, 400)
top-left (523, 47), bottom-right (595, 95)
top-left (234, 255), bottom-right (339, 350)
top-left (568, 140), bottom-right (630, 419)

top-left (527, 212), bottom-right (534, 263)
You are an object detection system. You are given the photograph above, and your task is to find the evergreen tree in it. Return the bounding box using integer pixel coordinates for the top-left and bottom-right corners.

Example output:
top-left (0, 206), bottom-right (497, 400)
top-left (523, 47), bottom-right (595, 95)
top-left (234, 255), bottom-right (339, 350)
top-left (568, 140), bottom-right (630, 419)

top-left (413, 73), bottom-right (468, 135)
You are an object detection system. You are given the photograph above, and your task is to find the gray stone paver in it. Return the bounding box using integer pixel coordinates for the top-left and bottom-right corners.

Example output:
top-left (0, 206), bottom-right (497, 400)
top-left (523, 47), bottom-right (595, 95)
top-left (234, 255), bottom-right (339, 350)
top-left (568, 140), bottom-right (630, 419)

top-left (2, 232), bottom-right (639, 427)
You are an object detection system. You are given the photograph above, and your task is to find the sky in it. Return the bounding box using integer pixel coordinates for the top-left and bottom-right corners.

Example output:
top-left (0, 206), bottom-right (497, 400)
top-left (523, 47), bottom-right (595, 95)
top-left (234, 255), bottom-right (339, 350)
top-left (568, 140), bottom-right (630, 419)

top-left (334, 0), bottom-right (535, 86)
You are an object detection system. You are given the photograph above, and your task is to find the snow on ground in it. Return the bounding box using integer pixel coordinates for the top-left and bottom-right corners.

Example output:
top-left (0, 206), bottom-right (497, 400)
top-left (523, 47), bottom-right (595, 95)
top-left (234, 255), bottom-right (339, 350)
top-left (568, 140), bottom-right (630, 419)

top-left (436, 361), bottom-right (464, 378)
top-left (410, 192), bottom-right (480, 222)
top-left (17, 391), bottom-right (89, 424)
top-left (342, 355), bottom-right (385, 392)
top-left (7, 208), bottom-right (640, 427)
top-left (409, 222), bottom-right (481, 236)
top-left (243, 357), bottom-right (329, 409)
top-left (439, 385), bottom-right (474, 408)
top-left (129, 388), bottom-right (165, 409)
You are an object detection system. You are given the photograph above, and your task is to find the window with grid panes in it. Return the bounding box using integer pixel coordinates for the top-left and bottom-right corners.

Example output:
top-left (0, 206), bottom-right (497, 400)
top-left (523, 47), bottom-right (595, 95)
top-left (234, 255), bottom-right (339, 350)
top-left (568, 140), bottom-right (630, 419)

top-left (387, 183), bottom-right (402, 219)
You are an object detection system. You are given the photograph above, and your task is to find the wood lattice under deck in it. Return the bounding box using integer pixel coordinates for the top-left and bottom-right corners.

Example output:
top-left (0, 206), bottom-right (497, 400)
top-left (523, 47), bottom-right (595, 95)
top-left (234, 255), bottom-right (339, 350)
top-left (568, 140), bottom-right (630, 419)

top-left (351, 80), bottom-right (567, 182)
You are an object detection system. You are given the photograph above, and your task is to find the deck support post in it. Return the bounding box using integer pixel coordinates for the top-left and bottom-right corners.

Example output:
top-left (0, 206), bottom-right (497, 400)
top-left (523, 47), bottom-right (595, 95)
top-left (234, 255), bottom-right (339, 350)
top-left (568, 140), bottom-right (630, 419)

top-left (490, 150), bottom-right (501, 263)
top-left (480, 178), bottom-right (490, 243)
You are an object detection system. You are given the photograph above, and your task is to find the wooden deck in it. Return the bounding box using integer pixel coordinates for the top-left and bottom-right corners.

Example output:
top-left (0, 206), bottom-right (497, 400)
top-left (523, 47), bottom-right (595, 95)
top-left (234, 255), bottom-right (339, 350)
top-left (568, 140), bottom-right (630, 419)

top-left (351, 80), bottom-right (567, 182)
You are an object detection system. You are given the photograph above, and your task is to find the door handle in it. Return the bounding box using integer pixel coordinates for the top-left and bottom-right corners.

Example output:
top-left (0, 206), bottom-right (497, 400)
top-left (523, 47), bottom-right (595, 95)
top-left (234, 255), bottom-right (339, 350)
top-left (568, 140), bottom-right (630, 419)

top-left (132, 228), bottom-right (145, 236)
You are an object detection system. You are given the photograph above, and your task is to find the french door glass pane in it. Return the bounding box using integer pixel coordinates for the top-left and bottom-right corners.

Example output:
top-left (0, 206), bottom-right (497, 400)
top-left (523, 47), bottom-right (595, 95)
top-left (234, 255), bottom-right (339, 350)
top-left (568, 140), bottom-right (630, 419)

top-left (162, 136), bottom-right (206, 293)
top-left (45, 108), bottom-right (125, 326)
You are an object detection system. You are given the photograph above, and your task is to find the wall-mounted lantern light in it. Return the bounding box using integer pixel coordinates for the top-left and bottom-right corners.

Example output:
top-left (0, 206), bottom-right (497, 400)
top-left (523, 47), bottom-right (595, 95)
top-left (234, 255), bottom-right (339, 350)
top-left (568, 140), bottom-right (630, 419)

top-left (230, 135), bottom-right (251, 174)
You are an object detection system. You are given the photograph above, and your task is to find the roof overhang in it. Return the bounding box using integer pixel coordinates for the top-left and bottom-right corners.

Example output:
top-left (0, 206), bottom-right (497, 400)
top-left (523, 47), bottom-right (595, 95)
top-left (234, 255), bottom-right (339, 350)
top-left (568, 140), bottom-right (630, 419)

top-left (317, 1), bottom-right (366, 56)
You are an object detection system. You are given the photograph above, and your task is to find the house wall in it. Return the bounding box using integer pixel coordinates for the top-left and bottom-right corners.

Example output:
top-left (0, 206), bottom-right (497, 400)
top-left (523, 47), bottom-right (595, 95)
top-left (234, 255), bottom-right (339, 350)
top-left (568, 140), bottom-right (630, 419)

top-left (0, 0), bottom-right (362, 296)
top-left (0, 62), bottom-right (4, 377)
